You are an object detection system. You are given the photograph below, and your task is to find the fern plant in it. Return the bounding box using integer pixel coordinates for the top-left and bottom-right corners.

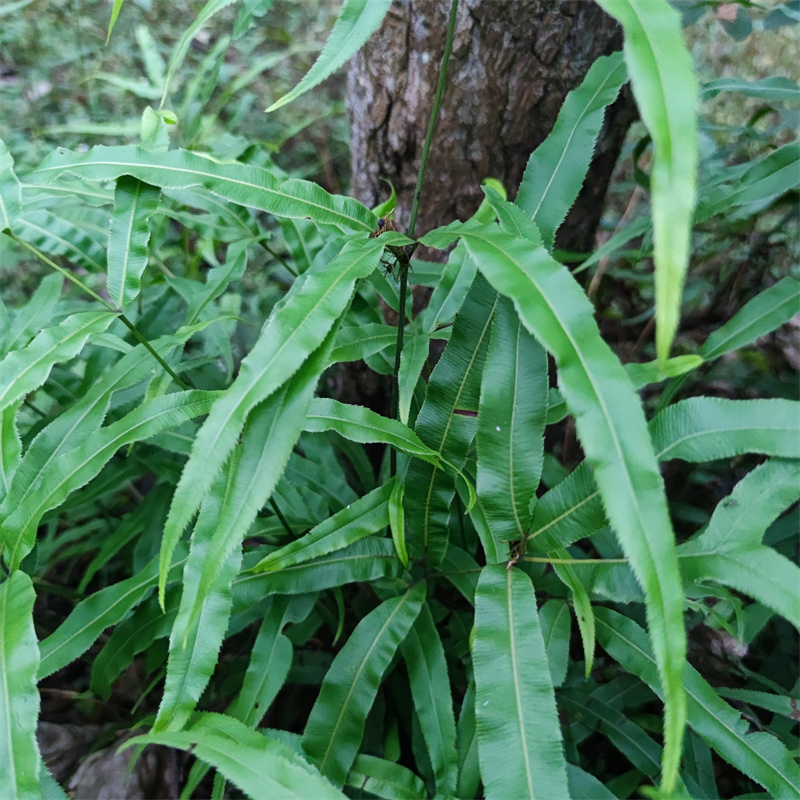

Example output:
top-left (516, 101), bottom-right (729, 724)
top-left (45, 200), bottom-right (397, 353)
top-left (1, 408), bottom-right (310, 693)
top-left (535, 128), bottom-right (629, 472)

top-left (0, 0), bottom-right (798, 798)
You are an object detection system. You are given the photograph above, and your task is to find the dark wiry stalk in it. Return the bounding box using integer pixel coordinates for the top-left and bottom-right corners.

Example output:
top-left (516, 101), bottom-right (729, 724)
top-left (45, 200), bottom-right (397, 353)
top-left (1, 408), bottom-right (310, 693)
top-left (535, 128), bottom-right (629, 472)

top-left (389, 0), bottom-right (460, 477)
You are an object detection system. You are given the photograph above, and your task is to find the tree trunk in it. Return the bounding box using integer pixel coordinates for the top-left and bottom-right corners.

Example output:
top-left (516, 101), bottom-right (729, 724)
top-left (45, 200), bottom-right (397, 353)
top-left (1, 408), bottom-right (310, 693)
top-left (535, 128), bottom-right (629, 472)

top-left (347, 0), bottom-right (634, 251)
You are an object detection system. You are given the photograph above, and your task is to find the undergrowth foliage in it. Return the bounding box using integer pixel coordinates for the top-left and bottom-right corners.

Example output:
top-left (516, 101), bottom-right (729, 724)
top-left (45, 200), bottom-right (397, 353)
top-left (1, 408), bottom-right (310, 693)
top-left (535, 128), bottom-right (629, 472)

top-left (0, 0), bottom-right (798, 798)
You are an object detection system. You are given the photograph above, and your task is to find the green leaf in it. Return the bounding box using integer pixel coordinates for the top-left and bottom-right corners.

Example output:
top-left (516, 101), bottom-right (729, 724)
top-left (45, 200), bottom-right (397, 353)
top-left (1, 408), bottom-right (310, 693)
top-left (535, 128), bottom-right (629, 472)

top-left (397, 333), bottom-right (429, 425)
top-left (304, 398), bottom-right (441, 467)
top-left (594, 0), bottom-right (698, 365)
top-left (472, 565), bottom-right (570, 799)
top-left (0, 139), bottom-right (21, 233)
top-left (404, 274), bottom-right (498, 566)
top-left (699, 277), bottom-right (800, 361)
top-left (347, 754), bottom-right (426, 800)
top-left (388, 475), bottom-right (408, 567)
top-left (107, 176), bottom-right (161, 308)
top-left (160, 0), bottom-right (238, 106)
top-left (0, 311), bottom-right (114, 414)
top-left (423, 222), bottom-right (686, 790)
top-left (700, 76), bottom-right (800, 103)
top-left (302, 583), bottom-right (425, 785)
top-left (127, 713), bottom-right (346, 800)
top-left (552, 551), bottom-right (596, 677)
top-left (38, 545), bottom-right (187, 679)
top-left (477, 295), bottom-right (548, 554)
top-left (233, 538), bottom-right (403, 599)
top-left (0, 571), bottom-right (40, 799)
top-left (516, 51), bottom-right (627, 247)
top-left (1, 390), bottom-right (217, 569)
top-left (596, 608), bottom-right (800, 798)
top-left (251, 481), bottom-right (392, 572)
top-left (29, 145), bottom-right (378, 232)
top-left (538, 599), bottom-right (571, 688)
top-left (229, 596), bottom-right (313, 727)
top-left (329, 323), bottom-right (397, 365)
top-left (400, 604), bottom-right (458, 796)
top-left (420, 243), bottom-right (478, 335)
top-left (267, 0), bottom-right (393, 112)
top-left (651, 398), bottom-right (800, 462)
top-left (0, 404), bottom-right (21, 504)
top-left (456, 679), bottom-right (480, 800)
top-left (158, 233), bottom-right (409, 605)
top-left (624, 355), bottom-right (703, 388)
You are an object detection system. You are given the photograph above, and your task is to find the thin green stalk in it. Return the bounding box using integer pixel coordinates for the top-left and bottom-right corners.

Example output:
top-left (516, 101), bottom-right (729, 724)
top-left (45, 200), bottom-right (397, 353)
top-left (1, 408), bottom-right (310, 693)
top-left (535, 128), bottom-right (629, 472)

top-left (389, 0), bottom-right (460, 477)
top-left (6, 232), bottom-right (189, 390)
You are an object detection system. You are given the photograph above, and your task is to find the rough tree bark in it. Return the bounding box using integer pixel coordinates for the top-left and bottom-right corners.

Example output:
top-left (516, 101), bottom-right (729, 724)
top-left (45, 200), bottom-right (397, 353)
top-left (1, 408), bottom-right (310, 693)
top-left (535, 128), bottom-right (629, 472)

top-left (347, 0), bottom-right (635, 253)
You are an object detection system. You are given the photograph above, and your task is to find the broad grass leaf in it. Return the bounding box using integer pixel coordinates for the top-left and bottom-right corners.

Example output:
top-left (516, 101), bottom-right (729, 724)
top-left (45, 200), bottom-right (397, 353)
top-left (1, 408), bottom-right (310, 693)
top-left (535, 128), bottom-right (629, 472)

top-left (700, 276), bottom-right (800, 361)
top-left (107, 176), bottom-right (161, 308)
top-left (0, 311), bottom-right (114, 414)
top-left (38, 544), bottom-right (188, 679)
top-left (516, 51), bottom-right (627, 247)
top-left (596, 608), bottom-right (800, 798)
top-left (651, 397), bottom-right (800, 462)
top-left (158, 233), bottom-right (409, 605)
top-left (0, 571), bottom-right (40, 799)
top-left (233, 538), bottom-right (403, 599)
top-left (477, 294), bottom-right (548, 553)
top-left (29, 145), bottom-right (377, 232)
top-left (302, 583), bottom-right (425, 785)
top-left (251, 481), bottom-right (392, 572)
top-left (423, 222), bottom-right (686, 789)
top-left (0, 139), bottom-right (22, 232)
top-left (400, 604), bottom-right (458, 796)
top-left (267, 0), bottom-right (393, 112)
top-left (404, 273), bottom-right (498, 566)
top-left (0, 390), bottom-right (217, 569)
top-left (127, 713), bottom-right (346, 800)
top-left (594, 0), bottom-right (698, 365)
top-left (472, 565), bottom-right (570, 799)
top-left (303, 398), bottom-right (440, 467)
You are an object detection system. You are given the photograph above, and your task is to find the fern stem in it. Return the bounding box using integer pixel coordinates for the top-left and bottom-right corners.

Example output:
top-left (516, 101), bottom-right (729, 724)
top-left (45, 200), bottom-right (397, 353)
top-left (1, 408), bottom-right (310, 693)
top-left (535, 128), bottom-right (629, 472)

top-left (389, 0), bottom-right (460, 477)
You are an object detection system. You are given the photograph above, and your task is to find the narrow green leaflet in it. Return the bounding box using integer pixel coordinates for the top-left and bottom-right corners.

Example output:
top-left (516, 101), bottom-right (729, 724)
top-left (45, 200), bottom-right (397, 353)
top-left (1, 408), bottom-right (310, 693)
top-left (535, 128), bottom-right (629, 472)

top-left (38, 544), bottom-right (187, 679)
top-left (302, 583), bottom-right (424, 786)
top-left (0, 404), bottom-right (21, 503)
top-left (404, 273), bottom-right (498, 566)
top-left (398, 333), bottom-right (430, 425)
top-left (552, 550), bottom-right (596, 677)
top-left (477, 294), bottom-right (548, 553)
top-left (701, 76), bottom-right (800, 102)
top-left (539, 599), bottom-right (571, 687)
top-left (267, 0), bottom-right (393, 112)
top-left (594, 0), bottom-right (698, 364)
top-left (0, 571), bottom-right (40, 799)
top-left (596, 608), bottom-right (800, 798)
top-left (176, 332), bottom-right (337, 628)
top-left (0, 311), bottom-right (114, 413)
top-left (158, 233), bottom-right (410, 606)
top-left (400, 604), bottom-right (458, 797)
top-left (28, 145), bottom-right (377, 232)
top-left (251, 481), bottom-right (392, 572)
top-left (127, 714), bottom-right (346, 800)
top-left (1, 390), bottom-right (217, 569)
top-left (107, 175), bottom-right (161, 308)
top-left (472, 566), bottom-right (570, 800)
top-left (233, 539), bottom-right (403, 600)
top-left (388, 474), bottom-right (408, 567)
top-left (303, 398), bottom-right (441, 467)
top-left (651, 397), bottom-right (800, 462)
top-left (456, 679), bottom-right (480, 800)
top-left (347, 754), bottom-right (426, 800)
top-left (159, 0), bottom-right (238, 106)
top-left (329, 323), bottom-right (397, 364)
top-left (15, 209), bottom-right (107, 273)
top-left (420, 243), bottom-right (478, 335)
top-left (228, 596), bottom-right (314, 727)
top-left (423, 222), bottom-right (686, 790)
top-left (515, 51), bottom-right (627, 247)
top-left (700, 276), bottom-right (800, 361)
top-left (0, 139), bottom-right (21, 232)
